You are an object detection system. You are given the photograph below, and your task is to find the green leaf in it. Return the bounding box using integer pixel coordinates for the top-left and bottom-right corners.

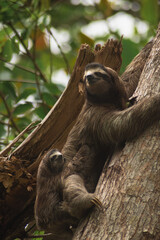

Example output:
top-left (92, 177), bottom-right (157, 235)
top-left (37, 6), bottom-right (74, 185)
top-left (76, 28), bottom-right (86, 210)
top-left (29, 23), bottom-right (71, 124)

top-left (79, 32), bottom-right (94, 47)
top-left (0, 29), bottom-right (6, 41)
top-left (21, 28), bottom-right (32, 41)
top-left (141, 0), bottom-right (158, 26)
top-left (32, 230), bottom-right (45, 240)
top-left (0, 98), bottom-right (6, 114)
top-left (42, 92), bottom-right (57, 106)
top-left (16, 117), bottom-right (31, 130)
top-left (44, 82), bottom-right (62, 95)
top-left (34, 105), bottom-right (50, 119)
top-left (0, 123), bottom-right (5, 138)
top-left (0, 29), bottom-right (7, 51)
top-left (121, 38), bottom-right (139, 74)
top-left (41, 0), bottom-right (50, 10)
top-left (33, 0), bottom-right (39, 9)
top-left (56, 84), bottom-right (65, 92)
top-left (0, 82), bottom-right (17, 99)
top-left (11, 36), bottom-right (20, 54)
top-left (2, 39), bottom-right (13, 61)
top-left (13, 102), bottom-right (33, 115)
top-left (18, 88), bottom-right (36, 101)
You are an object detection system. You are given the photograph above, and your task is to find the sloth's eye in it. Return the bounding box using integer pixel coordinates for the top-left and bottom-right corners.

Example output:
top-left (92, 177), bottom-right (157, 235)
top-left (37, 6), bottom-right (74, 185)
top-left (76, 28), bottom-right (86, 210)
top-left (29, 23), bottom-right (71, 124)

top-left (95, 72), bottom-right (112, 83)
top-left (85, 74), bottom-right (97, 84)
top-left (50, 154), bottom-right (57, 161)
top-left (50, 152), bottom-right (61, 160)
top-left (94, 72), bottom-right (105, 77)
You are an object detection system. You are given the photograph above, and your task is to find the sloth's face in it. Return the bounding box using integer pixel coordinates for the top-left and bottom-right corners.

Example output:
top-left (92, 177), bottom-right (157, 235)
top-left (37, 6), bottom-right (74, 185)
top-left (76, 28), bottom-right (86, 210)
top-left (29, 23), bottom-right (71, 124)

top-left (84, 67), bottom-right (113, 87)
top-left (84, 63), bottom-right (118, 103)
top-left (47, 149), bottom-right (65, 173)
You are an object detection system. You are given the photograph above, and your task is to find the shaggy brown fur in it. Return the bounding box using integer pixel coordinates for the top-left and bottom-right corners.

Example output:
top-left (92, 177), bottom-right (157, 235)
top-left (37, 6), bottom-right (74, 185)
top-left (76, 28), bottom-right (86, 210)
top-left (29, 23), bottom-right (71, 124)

top-left (35, 63), bottom-right (160, 239)
top-left (35, 149), bottom-right (78, 239)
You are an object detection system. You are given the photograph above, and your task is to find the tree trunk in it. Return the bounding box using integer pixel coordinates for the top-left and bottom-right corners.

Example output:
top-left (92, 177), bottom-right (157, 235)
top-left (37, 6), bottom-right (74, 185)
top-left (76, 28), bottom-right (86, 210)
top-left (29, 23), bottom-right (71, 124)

top-left (73, 24), bottom-right (160, 240)
top-left (0, 27), bottom-right (157, 240)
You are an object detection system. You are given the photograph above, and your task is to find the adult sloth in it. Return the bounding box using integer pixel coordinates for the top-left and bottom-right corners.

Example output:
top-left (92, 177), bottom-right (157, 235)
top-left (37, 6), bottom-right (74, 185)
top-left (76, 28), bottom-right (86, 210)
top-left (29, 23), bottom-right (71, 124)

top-left (35, 63), bottom-right (160, 239)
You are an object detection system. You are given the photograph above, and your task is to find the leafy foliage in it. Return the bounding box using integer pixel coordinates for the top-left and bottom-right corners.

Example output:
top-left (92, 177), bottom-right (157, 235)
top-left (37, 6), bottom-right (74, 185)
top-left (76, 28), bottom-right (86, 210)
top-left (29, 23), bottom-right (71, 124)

top-left (0, 0), bottom-right (159, 151)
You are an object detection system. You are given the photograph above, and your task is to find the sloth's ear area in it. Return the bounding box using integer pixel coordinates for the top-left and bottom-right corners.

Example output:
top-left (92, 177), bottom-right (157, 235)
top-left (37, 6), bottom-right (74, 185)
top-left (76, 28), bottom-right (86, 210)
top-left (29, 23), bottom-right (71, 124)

top-left (78, 78), bottom-right (85, 95)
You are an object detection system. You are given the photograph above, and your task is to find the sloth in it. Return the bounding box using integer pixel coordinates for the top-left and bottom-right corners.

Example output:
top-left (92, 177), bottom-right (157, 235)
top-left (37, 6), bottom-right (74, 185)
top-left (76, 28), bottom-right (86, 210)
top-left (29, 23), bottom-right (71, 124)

top-left (35, 63), bottom-right (160, 239)
top-left (35, 149), bottom-right (78, 239)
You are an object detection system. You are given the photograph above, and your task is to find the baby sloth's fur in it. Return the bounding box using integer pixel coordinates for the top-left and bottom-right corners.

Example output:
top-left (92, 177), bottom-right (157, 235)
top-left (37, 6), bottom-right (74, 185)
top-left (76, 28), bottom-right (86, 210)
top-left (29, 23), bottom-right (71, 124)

top-left (35, 149), bottom-right (78, 239)
top-left (35, 63), bottom-right (160, 239)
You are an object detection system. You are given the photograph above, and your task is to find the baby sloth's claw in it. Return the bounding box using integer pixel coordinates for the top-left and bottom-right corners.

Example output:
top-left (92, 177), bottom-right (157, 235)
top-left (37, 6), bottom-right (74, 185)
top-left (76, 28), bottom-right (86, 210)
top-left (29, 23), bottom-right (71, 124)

top-left (91, 197), bottom-right (102, 209)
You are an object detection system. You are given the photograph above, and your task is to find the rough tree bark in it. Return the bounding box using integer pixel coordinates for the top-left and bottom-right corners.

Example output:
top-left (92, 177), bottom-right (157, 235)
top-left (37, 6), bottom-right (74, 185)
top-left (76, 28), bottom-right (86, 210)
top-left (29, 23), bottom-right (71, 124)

top-left (0, 25), bottom-right (158, 239)
top-left (73, 25), bottom-right (160, 240)
top-left (0, 39), bottom-right (124, 240)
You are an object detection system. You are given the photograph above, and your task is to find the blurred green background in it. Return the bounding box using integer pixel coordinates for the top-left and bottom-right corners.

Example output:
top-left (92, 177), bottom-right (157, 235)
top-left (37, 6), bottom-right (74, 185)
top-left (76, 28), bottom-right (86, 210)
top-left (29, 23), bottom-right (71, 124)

top-left (0, 0), bottom-right (159, 151)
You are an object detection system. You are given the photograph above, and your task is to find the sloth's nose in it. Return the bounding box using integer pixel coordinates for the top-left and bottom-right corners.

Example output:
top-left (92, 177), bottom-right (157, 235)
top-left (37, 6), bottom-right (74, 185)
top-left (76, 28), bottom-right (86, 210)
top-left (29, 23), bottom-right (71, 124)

top-left (86, 74), bottom-right (95, 83)
top-left (56, 154), bottom-right (62, 161)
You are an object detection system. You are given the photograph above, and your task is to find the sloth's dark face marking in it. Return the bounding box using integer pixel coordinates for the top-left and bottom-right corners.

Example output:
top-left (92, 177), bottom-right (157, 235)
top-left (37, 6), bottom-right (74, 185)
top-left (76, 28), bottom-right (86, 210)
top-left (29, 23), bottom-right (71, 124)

top-left (84, 64), bottom-right (113, 85)
top-left (85, 70), bottom-right (113, 85)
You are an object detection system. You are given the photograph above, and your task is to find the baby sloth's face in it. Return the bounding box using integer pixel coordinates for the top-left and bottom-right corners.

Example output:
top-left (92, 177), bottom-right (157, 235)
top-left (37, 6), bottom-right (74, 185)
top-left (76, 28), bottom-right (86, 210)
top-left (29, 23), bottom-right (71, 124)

top-left (47, 149), bottom-right (65, 173)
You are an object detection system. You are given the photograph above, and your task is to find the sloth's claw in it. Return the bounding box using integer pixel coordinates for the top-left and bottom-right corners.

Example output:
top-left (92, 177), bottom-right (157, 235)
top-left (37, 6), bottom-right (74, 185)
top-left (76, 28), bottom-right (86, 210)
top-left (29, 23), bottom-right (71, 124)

top-left (91, 197), bottom-right (102, 209)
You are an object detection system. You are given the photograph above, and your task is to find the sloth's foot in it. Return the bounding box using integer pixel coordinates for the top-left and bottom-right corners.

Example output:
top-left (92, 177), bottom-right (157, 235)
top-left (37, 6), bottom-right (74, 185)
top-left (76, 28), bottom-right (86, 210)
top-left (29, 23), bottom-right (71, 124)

top-left (91, 196), bottom-right (102, 209)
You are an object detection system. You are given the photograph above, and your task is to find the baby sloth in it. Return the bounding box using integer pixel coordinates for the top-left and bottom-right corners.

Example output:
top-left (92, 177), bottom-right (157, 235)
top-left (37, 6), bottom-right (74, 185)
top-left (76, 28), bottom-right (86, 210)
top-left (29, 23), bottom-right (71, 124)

top-left (35, 63), bottom-right (160, 239)
top-left (35, 149), bottom-right (78, 239)
top-left (35, 149), bottom-right (101, 239)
